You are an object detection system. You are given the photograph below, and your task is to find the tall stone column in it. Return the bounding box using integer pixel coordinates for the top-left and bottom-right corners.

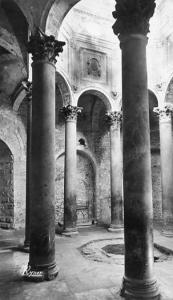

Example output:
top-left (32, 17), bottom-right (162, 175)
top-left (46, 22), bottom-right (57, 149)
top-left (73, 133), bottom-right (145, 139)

top-left (24, 81), bottom-right (32, 251)
top-left (106, 111), bottom-right (123, 232)
top-left (61, 105), bottom-right (82, 236)
top-left (113, 1), bottom-right (159, 298)
top-left (24, 28), bottom-right (65, 281)
top-left (154, 105), bottom-right (173, 236)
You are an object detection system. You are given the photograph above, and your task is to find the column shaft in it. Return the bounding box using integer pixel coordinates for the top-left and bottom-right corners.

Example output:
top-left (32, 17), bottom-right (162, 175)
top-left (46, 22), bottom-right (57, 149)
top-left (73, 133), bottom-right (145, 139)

top-left (64, 118), bottom-right (77, 232)
top-left (112, 0), bottom-right (159, 296)
top-left (28, 60), bottom-right (57, 279)
top-left (61, 105), bottom-right (82, 235)
top-left (120, 33), bottom-right (159, 299)
top-left (24, 29), bottom-right (65, 281)
top-left (106, 111), bottom-right (123, 232)
top-left (110, 123), bottom-right (123, 229)
top-left (24, 99), bottom-right (32, 249)
top-left (159, 111), bottom-right (173, 235)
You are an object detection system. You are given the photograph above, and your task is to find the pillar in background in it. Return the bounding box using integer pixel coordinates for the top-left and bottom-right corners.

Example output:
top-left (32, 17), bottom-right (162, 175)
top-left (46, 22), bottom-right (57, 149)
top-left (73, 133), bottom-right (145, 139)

top-left (154, 105), bottom-right (173, 236)
top-left (113, 0), bottom-right (159, 298)
top-left (106, 111), bottom-right (123, 232)
top-left (24, 28), bottom-right (65, 281)
top-left (24, 81), bottom-right (32, 251)
top-left (61, 105), bottom-right (82, 236)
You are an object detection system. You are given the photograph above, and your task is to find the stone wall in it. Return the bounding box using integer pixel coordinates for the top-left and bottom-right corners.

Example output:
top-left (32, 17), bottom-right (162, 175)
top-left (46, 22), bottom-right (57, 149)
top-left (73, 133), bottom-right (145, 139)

top-left (97, 132), bottom-right (111, 225)
top-left (151, 152), bottom-right (162, 221)
top-left (0, 108), bottom-right (26, 229)
top-left (55, 154), bottom-right (64, 225)
top-left (0, 105), bottom-right (162, 229)
top-left (55, 150), bottom-right (97, 226)
top-left (76, 153), bottom-right (95, 224)
top-left (0, 141), bottom-right (14, 229)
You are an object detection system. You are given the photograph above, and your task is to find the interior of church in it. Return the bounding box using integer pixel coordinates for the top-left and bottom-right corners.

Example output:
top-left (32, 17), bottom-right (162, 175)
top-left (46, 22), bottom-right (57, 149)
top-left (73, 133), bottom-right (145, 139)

top-left (0, 0), bottom-right (173, 299)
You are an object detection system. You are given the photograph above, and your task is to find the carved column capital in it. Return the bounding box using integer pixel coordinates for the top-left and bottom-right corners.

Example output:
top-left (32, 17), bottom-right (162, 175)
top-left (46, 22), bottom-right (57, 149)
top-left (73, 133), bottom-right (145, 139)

top-left (61, 105), bottom-right (82, 121)
top-left (28, 28), bottom-right (65, 64)
top-left (112, 0), bottom-right (156, 37)
top-left (106, 111), bottom-right (122, 129)
top-left (153, 105), bottom-right (173, 121)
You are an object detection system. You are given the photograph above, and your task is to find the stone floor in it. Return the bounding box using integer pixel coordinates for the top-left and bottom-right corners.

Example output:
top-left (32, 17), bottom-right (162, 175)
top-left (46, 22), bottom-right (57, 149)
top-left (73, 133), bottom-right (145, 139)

top-left (0, 226), bottom-right (173, 300)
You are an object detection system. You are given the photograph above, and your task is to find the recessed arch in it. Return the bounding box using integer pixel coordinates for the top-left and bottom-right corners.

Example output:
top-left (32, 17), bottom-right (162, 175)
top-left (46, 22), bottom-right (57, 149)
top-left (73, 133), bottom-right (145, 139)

top-left (56, 71), bottom-right (73, 106)
top-left (56, 147), bottom-right (97, 174)
top-left (148, 89), bottom-right (159, 130)
top-left (77, 88), bottom-right (112, 111)
top-left (0, 108), bottom-right (26, 228)
top-left (12, 0), bottom-right (32, 30)
top-left (165, 76), bottom-right (173, 104)
top-left (55, 147), bottom-right (97, 225)
top-left (45, 0), bottom-right (81, 35)
top-left (149, 89), bottom-right (158, 109)
top-left (1, 0), bottom-right (29, 60)
top-left (12, 71), bottom-right (73, 116)
top-left (0, 140), bottom-right (14, 229)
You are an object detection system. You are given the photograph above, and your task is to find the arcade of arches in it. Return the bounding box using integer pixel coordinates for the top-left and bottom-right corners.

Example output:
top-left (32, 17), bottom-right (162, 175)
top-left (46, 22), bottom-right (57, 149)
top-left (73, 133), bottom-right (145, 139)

top-left (0, 0), bottom-right (173, 299)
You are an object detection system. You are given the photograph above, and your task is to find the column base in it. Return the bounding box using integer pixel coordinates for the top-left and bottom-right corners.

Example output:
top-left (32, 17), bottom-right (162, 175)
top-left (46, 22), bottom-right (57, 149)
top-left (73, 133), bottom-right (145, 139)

top-left (23, 240), bottom-right (30, 252)
top-left (17, 240), bottom-right (30, 253)
top-left (62, 227), bottom-right (79, 237)
top-left (120, 276), bottom-right (160, 299)
top-left (23, 262), bottom-right (59, 282)
top-left (108, 224), bottom-right (124, 233)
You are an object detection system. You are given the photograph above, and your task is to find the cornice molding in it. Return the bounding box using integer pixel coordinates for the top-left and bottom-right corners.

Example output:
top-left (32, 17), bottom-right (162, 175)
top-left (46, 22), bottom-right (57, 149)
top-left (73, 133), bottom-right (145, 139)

top-left (73, 8), bottom-right (112, 23)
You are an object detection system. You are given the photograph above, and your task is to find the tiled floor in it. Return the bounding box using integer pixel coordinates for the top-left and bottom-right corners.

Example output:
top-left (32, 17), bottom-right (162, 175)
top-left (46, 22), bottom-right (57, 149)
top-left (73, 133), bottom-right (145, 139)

top-left (0, 226), bottom-right (173, 300)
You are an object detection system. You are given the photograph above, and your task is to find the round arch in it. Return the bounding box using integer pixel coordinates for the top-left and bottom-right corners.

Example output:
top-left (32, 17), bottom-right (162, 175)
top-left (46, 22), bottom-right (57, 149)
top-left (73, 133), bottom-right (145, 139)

top-left (148, 89), bottom-right (158, 107)
top-left (56, 71), bottom-right (73, 106)
top-left (165, 76), bottom-right (173, 104)
top-left (76, 88), bottom-right (112, 111)
top-left (45, 0), bottom-right (81, 35)
top-left (0, 108), bottom-right (26, 228)
top-left (55, 147), bottom-right (98, 224)
top-left (12, 0), bottom-right (33, 30)
top-left (1, 0), bottom-right (29, 58)
top-left (56, 147), bottom-right (97, 173)
top-left (0, 140), bottom-right (14, 229)
top-left (0, 29), bottom-right (23, 58)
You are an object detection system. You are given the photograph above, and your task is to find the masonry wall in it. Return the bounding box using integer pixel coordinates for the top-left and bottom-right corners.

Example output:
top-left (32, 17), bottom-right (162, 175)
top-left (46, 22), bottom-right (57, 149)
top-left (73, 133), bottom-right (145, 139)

top-left (150, 127), bottom-right (162, 222)
top-left (0, 106), bottom-right (162, 229)
top-left (55, 116), bottom-right (111, 226)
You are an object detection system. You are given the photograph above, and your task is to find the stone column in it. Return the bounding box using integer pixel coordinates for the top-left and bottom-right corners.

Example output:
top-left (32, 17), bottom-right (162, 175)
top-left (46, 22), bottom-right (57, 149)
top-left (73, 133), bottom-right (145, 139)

top-left (154, 105), bottom-right (173, 236)
top-left (24, 28), bottom-right (65, 281)
top-left (61, 105), bottom-right (82, 236)
top-left (106, 111), bottom-right (123, 232)
top-left (24, 82), bottom-right (32, 251)
top-left (113, 1), bottom-right (159, 298)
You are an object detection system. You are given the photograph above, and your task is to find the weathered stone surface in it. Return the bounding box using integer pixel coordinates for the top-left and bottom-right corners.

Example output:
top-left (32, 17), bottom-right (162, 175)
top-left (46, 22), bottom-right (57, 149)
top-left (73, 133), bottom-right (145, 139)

top-left (118, 2), bottom-right (159, 294)
top-left (112, 0), bottom-right (156, 36)
top-left (151, 153), bottom-right (162, 220)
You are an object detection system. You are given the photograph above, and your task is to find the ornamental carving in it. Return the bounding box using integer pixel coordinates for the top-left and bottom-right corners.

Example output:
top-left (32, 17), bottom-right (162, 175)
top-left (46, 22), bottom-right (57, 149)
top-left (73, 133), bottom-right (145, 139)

top-left (61, 105), bottom-right (83, 121)
top-left (22, 81), bottom-right (32, 101)
top-left (105, 111), bottom-right (122, 128)
top-left (87, 58), bottom-right (101, 77)
top-left (153, 105), bottom-right (173, 120)
top-left (112, 0), bottom-right (156, 37)
top-left (28, 28), bottom-right (65, 64)
top-left (155, 82), bottom-right (166, 93)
